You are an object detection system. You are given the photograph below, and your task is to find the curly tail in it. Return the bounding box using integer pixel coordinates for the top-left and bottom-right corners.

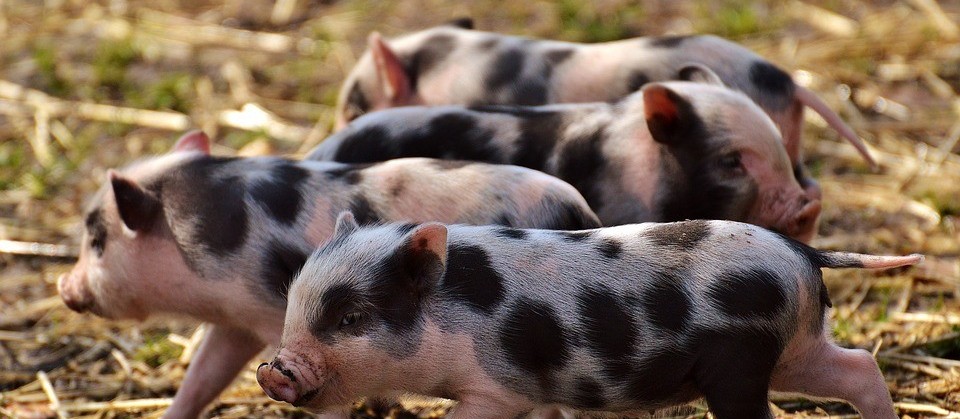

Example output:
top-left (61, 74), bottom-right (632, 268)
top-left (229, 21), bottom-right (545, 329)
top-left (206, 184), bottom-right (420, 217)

top-left (814, 251), bottom-right (923, 269)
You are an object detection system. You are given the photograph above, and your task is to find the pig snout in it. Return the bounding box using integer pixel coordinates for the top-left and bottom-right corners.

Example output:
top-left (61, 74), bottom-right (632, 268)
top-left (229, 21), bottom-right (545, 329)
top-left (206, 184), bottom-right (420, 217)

top-left (257, 358), bottom-right (322, 406)
top-left (257, 362), bottom-right (300, 404)
top-left (781, 197), bottom-right (822, 243)
top-left (57, 273), bottom-right (93, 313)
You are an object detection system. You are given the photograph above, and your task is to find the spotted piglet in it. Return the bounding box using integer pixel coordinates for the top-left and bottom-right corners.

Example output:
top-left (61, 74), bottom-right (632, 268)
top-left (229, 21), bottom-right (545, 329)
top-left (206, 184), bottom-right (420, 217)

top-left (312, 78), bottom-right (822, 242)
top-left (57, 131), bottom-right (599, 419)
top-left (259, 212), bottom-right (920, 418)
top-left (337, 25), bottom-right (878, 198)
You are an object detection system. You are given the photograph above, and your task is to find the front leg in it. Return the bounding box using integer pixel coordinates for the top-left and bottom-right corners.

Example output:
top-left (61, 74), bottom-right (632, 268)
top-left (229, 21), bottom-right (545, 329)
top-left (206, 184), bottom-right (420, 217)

top-left (162, 324), bottom-right (266, 419)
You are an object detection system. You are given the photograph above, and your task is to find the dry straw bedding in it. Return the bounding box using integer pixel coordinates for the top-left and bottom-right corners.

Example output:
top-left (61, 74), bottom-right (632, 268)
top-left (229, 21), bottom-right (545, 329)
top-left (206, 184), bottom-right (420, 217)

top-left (1, 1), bottom-right (959, 417)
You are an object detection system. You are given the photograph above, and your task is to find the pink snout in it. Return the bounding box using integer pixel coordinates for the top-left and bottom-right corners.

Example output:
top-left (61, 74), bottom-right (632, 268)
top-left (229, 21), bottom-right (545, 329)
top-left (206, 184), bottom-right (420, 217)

top-left (57, 273), bottom-right (94, 313)
top-left (783, 198), bottom-right (822, 243)
top-left (257, 361), bottom-right (308, 406)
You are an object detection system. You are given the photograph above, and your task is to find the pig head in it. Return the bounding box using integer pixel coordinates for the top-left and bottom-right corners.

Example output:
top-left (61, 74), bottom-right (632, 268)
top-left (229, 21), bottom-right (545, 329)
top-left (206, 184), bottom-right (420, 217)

top-left (57, 132), bottom-right (224, 322)
top-left (635, 78), bottom-right (820, 242)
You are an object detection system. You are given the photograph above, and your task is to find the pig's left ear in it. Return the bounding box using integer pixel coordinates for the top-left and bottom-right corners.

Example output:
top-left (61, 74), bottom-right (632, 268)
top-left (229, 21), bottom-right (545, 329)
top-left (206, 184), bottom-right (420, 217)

top-left (172, 130), bottom-right (211, 155)
top-left (643, 84), bottom-right (701, 145)
top-left (368, 32), bottom-right (413, 106)
top-left (109, 171), bottom-right (161, 232)
top-left (333, 211), bottom-right (359, 236)
top-left (677, 63), bottom-right (725, 86)
top-left (399, 223), bottom-right (448, 294)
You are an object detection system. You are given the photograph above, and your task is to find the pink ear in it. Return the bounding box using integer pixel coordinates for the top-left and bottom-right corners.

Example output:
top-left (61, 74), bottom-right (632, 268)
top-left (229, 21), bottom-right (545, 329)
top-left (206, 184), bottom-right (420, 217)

top-left (367, 32), bottom-right (413, 105)
top-left (173, 130), bottom-right (211, 154)
top-left (643, 85), bottom-right (680, 125)
top-left (407, 223), bottom-right (448, 265)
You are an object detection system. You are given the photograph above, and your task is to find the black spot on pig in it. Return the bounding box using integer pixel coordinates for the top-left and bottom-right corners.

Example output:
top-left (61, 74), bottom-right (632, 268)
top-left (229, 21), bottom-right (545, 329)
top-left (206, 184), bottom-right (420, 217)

top-left (572, 377), bottom-right (605, 409)
top-left (250, 163), bottom-right (309, 226)
top-left (642, 271), bottom-right (691, 333)
top-left (407, 34), bottom-right (456, 85)
top-left (555, 130), bottom-right (607, 211)
top-left (626, 71), bottom-right (650, 92)
top-left (311, 283), bottom-right (366, 340)
top-left (440, 244), bottom-right (505, 315)
top-left (349, 195), bottom-right (380, 225)
top-left (512, 111), bottom-right (564, 169)
top-left (395, 223), bottom-right (418, 235)
top-left (596, 238), bottom-right (623, 259)
top-left (423, 113), bottom-right (502, 161)
top-left (499, 298), bottom-right (570, 390)
top-left (644, 220), bottom-right (710, 250)
top-left (578, 286), bottom-right (637, 382)
top-left (331, 125), bottom-right (399, 163)
top-left (495, 227), bottom-right (528, 240)
top-left (707, 268), bottom-right (786, 319)
top-left (560, 231), bottom-right (592, 242)
top-left (325, 165), bottom-right (365, 185)
top-left (486, 48), bottom-right (525, 90)
top-left (260, 240), bottom-right (309, 303)
top-left (85, 207), bottom-right (107, 256)
top-left (368, 240), bottom-right (445, 336)
top-left (649, 35), bottom-right (696, 48)
top-left (161, 157), bottom-right (249, 259)
top-left (657, 121), bottom-right (752, 221)
top-left (626, 347), bottom-right (697, 404)
top-left (749, 61), bottom-right (795, 110)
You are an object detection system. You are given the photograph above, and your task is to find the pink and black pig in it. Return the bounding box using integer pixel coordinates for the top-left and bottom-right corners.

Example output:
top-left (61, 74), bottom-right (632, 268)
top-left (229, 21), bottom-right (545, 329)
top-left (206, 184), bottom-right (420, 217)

top-left (259, 212), bottom-right (920, 418)
top-left (57, 131), bottom-right (599, 418)
top-left (312, 78), bottom-right (823, 242)
top-left (336, 25), bottom-right (877, 199)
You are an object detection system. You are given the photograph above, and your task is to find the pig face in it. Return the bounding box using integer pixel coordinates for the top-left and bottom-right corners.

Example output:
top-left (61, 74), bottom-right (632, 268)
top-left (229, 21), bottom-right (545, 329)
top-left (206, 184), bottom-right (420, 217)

top-left (259, 213), bottom-right (447, 409)
top-left (57, 132), bottom-right (210, 320)
top-left (640, 80), bottom-right (820, 242)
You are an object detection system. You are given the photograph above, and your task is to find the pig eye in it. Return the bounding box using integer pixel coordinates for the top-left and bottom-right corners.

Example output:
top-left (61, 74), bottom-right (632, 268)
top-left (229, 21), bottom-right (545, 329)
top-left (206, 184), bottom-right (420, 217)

top-left (719, 153), bottom-right (743, 172)
top-left (339, 312), bottom-right (362, 329)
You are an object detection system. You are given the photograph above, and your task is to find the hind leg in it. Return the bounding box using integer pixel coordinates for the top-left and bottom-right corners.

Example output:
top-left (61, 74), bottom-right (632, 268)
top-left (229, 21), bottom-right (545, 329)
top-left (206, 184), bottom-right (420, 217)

top-left (771, 338), bottom-right (896, 419)
top-left (694, 334), bottom-right (778, 419)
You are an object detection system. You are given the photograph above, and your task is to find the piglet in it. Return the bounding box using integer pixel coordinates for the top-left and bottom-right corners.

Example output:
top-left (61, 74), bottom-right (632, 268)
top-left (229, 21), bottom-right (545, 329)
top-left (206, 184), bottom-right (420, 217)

top-left (259, 211), bottom-right (920, 418)
top-left (57, 131), bottom-right (599, 418)
top-left (312, 78), bottom-right (822, 242)
top-left (337, 25), bottom-right (878, 198)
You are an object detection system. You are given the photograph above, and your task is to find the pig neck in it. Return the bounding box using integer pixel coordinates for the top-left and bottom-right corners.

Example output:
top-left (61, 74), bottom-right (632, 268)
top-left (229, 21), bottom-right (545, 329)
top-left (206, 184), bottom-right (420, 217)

top-left (549, 99), bottom-right (660, 224)
top-left (153, 223), bottom-right (287, 340)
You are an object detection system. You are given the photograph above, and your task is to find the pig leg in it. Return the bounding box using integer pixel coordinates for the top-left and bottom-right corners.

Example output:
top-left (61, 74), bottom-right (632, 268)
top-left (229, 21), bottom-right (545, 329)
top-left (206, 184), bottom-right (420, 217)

top-left (163, 325), bottom-right (266, 419)
top-left (771, 338), bottom-right (896, 419)
top-left (693, 335), bottom-right (777, 419)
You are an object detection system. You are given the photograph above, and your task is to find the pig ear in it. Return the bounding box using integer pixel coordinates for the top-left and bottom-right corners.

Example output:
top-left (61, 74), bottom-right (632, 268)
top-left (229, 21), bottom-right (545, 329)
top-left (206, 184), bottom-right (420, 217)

top-left (172, 130), bottom-right (211, 155)
top-left (109, 171), bottom-right (161, 232)
top-left (398, 223), bottom-right (448, 295)
top-left (334, 211), bottom-right (359, 236)
top-left (677, 63), bottom-right (725, 86)
top-left (643, 84), bottom-right (700, 145)
top-left (367, 32), bottom-right (413, 106)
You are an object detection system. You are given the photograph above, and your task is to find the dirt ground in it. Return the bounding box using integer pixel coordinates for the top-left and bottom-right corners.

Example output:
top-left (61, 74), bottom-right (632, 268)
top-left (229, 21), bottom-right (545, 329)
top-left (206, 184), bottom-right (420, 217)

top-left (1, 0), bottom-right (959, 418)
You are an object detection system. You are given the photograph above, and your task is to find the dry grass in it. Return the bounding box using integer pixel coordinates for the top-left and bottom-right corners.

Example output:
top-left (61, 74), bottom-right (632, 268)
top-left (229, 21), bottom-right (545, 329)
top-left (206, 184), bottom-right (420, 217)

top-left (1, 0), bottom-right (959, 417)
